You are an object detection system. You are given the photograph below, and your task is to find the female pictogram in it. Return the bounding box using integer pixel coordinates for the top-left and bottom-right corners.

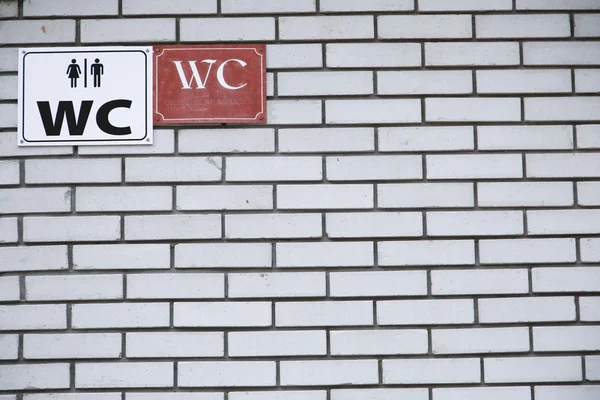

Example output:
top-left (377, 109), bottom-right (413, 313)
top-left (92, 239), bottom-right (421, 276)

top-left (66, 59), bottom-right (81, 88)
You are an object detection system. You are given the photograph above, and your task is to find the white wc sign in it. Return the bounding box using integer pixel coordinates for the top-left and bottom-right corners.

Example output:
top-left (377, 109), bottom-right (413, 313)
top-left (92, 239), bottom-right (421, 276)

top-left (18, 47), bottom-right (152, 146)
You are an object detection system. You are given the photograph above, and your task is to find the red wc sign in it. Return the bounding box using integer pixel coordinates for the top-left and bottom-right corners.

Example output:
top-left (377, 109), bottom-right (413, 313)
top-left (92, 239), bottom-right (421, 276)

top-left (153, 44), bottom-right (266, 124)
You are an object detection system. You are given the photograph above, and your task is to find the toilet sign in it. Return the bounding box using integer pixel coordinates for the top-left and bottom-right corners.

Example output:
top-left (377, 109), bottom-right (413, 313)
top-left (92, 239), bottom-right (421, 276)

top-left (18, 46), bottom-right (152, 146)
top-left (154, 45), bottom-right (266, 124)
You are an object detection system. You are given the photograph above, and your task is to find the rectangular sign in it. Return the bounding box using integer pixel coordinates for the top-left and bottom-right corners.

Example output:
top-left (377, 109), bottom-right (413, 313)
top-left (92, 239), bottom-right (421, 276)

top-left (18, 46), bottom-right (152, 146)
top-left (154, 44), bottom-right (266, 124)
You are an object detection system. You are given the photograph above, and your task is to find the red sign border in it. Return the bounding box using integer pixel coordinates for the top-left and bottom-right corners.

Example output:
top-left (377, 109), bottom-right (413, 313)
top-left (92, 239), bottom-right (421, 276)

top-left (153, 44), bottom-right (266, 125)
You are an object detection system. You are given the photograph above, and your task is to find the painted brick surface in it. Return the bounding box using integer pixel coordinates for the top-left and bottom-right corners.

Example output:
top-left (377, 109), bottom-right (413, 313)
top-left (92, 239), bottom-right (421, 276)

top-left (3, 1), bottom-right (599, 398)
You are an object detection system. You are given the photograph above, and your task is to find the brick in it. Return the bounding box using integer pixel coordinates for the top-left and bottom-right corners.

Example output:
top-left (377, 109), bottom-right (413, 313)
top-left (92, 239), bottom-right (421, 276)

top-left (231, 392), bottom-right (325, 400)
top-left (229, 331), bottom-right (326, 357)
top-left (1, 187), bottom-right (71, 214)
top-left (420, 0), bottom-right (512, 10)
top-left (179, 361), bottom-right (275, 387)
top-left (518, 0), bottom-right (600, 9)
top-left (322, 0), bottom-right (413, 11)
top-left (24, 216), bottom-right (120, 242)
top-left (81, 19), bottom-right (175, 43)
top-left (478, 125), bottom-right (573, 150)
top-left (478, 69), bottom-right (571, 94)
top-left (0, 103), bottom-right (16, 128)
top-left (0, 364), bottom-right (69, 390)
top-left (328, 155), bottom-right (422, 181)
top-left (379, 15), bottom-right (471, 38)
top-left (330, 271), bottom-right (427, 297)
top-left (326, 43), bottom-right (421, 68)
top-left (432, 269), bottom-right (529, 295)
top-left (72, 303), bottom-right (169, 329)
top-left (276, 301), bottom-right (373, 327)
top-left (127, 332), bottom-right (223, 358)
top-left (24, 0), bottom-right (117, 15)
top-left (279, 127), bottom-right (374, 153)
top-left (526, 97), bottom-right (600, 121)
top-left (588, 356), bottom-right (600, 380)
top-left (76, 186), bottom-right (172, 212)
top-left (267, 44), bottom-right (323, 69)
top-left (535, 386), bottom-right (600, 400)
top-left (0, 217), bottom-right (17, 243)
top-left (378, 71), bottom-right (472, 95)
top-left (0, 131), bottom-right (73, 157)
top-left (379, 240), bottom-right (475, 266)
top-left (380, 126), bottom-right (474, 152)
top-left (26, 274), bottom-right (122, 301)
top-left (327, 212), bottom-right (422, 238)
top-left (0, 1), bottom-right (17, 17)
top-left (427, 154), bottom-right (523, 179)
top-left (479, 297), bottom-right (575, 323)
top-left (227, 156), bottom-right (321, 181)
top-left (383, 359), bottom-right (480, 384)
top-left (226, 213), bottom-right (322, 239)
top-left (279, 71), bottom-right (373, 96)
top-left (0, 20), bottom-right (75, 44)
top-left (76, 362), bottom-right (173, 388)
top-left (180, 17), bottom-right (274, 41)
top-left (126, 157), bottom-right (222, 182)
top-left (426, 43), bottom-right (519, 66)
top-left (527, 153), bottom-right (600, 177)
top-left (223, 0), bottom-right (314, 13)
top-left (177, 185), bottom-right (272, 211)
top-left (278, 184), bottom-right (373, 210)
top-left (0, 75), bottom-right (17, 100)
top-left (378, 299), bottom-right (474, 325)
top-left (480, 238), bottom-right (576, 264)
top-left (281, 360), bottom-right (378, 386)
top-left (179, 129), bottom-right (274, 153)
top-left (484, 357), bottom-right (581, 383)
top-left (331, 329), bottom-right (427, 355)
top-left (0, 160), bottom-right (18, 185)
top-left (479, 182), bottom-right (573, 207)
top-left (333, 389), bottom-right (427, 400)
top-left (576, 69), bottom-right (600, 92)
top-left (127, 273), bottom-right (224, 299)
top-left (582, 238), bottom-right (600, 261)
top-left (378, 183), bottom-right (474, 208)
top-left (175, 302), bottom-right (272, 327)
top-left (267, 100), bottom-right (322, 125)
top-left (534, 326), bottom-right (600, 351)
top-left (280, 16), bottom-right (373, 40)
top-left (73, 244), bottom-right (170, 270)
top-left (533, 267), bottom-right (600, 292)
top-left (433, 328), bottom-right (530, 354)
top-left (176, 243), bottom-right (271, 268)
top-left (427, 211), bottom-right (523, 237)
top-left (582, 297), bottom-right (600, 320)
top-left (277, 242), bottom-right (374, 267)
top-left (434, 387), bottom-right (531, 400)
top-left (79, 130), bottom-right (175, 155)
top-left (326, 99), bottom-right (421, 124)
top-left (524, 42), bottom-right (600, 65)
top-left (125, 214), bottom-right (221, 240)
top-left (528, 210), bottom-right (600, 234)
top-left (0, 335), bottom-right (18, 360)
top-left (426, 97), bottom-right (521, 122)
top-left (229, 272), bottom-right (326, 298)
top-left (579, 182), bottom-right (600, 205)
top-left (123, 0), bottom-right (217, 14)
top-left (0, 245), bottom-right (68, 273)
top-left (0, 276), bottom-right (20, 301)
top-left (477, 14), bottom-right (570, 38)
top-left (25, 158), bottom-right (120, 184)
top-left (0, 304), bottom-right (66, 330)
top-left (0, 48), bottom-right (17, 72)
top-left (26, 394), bottom-right (121, 400)
top-left (24, 333), bottom-right (121, 359)
top-left (575, 14), bottom-right (600, 36)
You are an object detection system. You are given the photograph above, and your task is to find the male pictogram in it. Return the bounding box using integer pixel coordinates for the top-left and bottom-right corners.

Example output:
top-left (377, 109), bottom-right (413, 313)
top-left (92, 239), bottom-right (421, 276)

top-left (91, 58), bottom-right (104, 88)
top-left (66, 59), bottom-right (81, 88)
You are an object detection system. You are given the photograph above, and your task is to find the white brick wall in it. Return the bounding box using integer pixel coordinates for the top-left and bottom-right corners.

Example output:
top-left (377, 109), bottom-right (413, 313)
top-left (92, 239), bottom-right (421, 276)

top-left (3, 1), bottom-right (600, 398)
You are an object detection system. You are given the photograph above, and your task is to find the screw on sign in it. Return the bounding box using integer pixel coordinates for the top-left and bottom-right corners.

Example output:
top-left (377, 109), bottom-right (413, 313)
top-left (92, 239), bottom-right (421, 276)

top-left (18, 46), bottom-right (153, 146)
